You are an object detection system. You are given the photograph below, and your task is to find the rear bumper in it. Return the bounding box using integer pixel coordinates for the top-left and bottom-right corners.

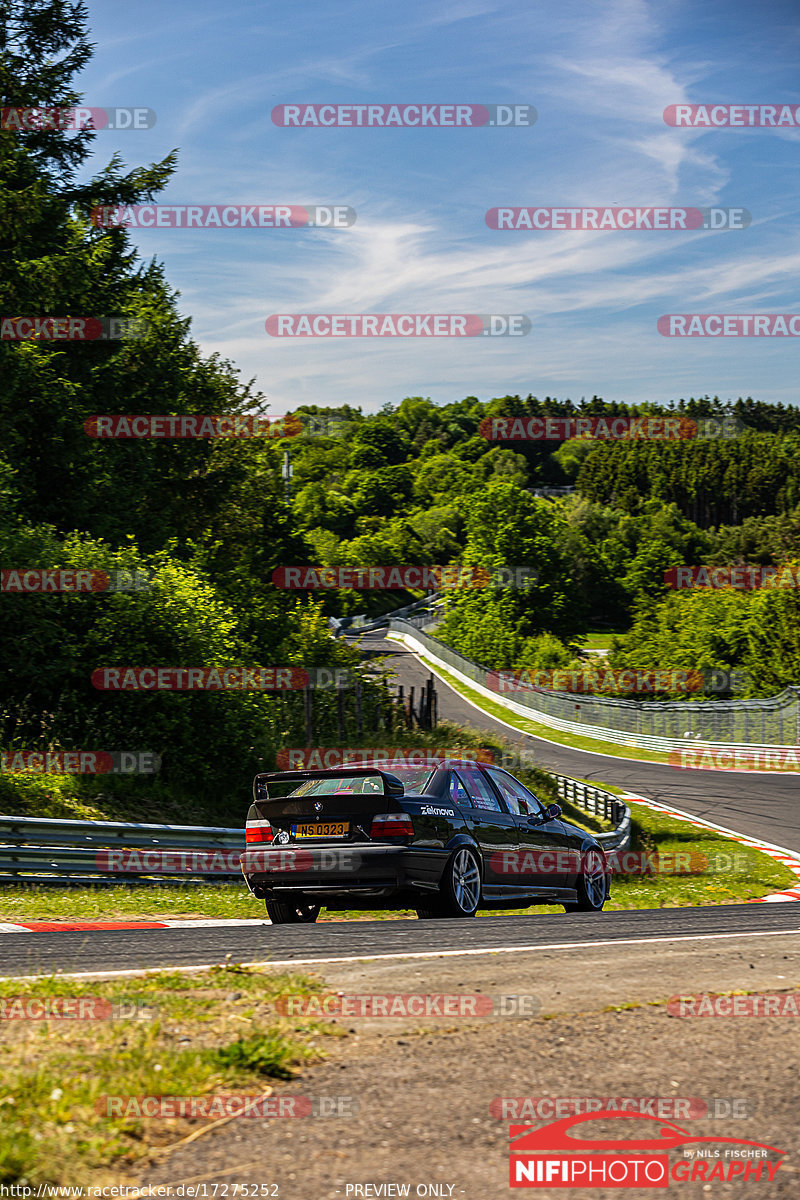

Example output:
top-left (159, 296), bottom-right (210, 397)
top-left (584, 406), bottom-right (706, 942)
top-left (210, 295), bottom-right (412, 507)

top-left (241, 844), bottom-right (447, 899)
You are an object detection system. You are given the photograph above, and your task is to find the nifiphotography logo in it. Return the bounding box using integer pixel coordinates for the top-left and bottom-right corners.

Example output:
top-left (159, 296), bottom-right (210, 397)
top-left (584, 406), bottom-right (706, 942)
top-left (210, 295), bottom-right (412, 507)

top-left (508, 1111), bottom-right (785, 1187)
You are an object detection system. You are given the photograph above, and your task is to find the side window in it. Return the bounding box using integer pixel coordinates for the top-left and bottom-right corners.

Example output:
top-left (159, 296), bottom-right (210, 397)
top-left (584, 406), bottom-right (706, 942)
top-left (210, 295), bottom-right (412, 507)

top-left (458, 767), bottom-right (502, 811)
top-left (486, 770), bottom-right (545, 817)
top-left (449, 772), bottom-right (471, 805)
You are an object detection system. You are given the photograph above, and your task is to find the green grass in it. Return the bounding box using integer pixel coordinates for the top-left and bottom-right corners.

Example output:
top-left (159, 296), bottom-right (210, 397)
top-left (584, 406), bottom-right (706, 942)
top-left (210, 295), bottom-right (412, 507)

top-left (0, 966), bottom-right (336, 1187)
top-left (603, 801), bottom-right (796, 907)
top-left (0, 882), bottom-right (263, 923)
top-left (580, 630), bottom-right (627, 650)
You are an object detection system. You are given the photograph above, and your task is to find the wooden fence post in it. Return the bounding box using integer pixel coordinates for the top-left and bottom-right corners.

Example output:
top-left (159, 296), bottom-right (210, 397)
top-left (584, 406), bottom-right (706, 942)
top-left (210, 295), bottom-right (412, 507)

top-left (337, 688), bottom-right (346, 740)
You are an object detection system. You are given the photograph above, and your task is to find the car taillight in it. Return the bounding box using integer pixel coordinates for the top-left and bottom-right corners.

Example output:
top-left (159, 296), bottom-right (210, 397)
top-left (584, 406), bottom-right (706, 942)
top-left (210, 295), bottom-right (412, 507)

top-left (369, 813), bottom-right (414, 838)
top-left (246, 821), bottom-right (274, 844)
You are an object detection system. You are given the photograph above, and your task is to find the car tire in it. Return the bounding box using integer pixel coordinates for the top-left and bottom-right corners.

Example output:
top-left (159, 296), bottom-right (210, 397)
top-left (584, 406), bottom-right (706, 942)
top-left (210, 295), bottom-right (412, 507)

top-left (417, 846), bottom-right (482, 919)
top-left (563, 848), bottom-right (608, 912)
top-left (265, 899), bottom-right (321, 923)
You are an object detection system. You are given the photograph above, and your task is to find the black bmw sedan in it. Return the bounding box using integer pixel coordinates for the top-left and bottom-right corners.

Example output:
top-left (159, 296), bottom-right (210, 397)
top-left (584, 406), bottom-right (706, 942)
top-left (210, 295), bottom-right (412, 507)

top-left (241, 760), bottom-right (611, 923)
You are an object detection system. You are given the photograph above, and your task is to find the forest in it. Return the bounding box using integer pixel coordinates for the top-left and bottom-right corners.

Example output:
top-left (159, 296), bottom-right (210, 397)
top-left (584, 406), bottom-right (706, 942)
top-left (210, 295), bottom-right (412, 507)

top-left (4, 3), bottom-right (800, 821)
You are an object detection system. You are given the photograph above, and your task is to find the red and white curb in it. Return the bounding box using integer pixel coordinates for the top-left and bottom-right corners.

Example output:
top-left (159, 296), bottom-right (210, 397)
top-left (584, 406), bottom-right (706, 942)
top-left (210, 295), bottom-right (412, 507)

top-left (619, 793), bottom-right (800, 903)
top-left (0, 917), bottom-right (271, 934)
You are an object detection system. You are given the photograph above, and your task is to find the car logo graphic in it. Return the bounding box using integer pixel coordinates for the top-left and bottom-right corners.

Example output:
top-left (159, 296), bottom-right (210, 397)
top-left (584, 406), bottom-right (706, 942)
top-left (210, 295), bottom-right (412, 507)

top-left (508, 1111), bottom-right (786, 1188)
top-left (509, 1111), bottom-right (786, 1155)
top-left (314, 802), bottom-right (323, 812)
top-left (275, 830), bottom-right (290, 844)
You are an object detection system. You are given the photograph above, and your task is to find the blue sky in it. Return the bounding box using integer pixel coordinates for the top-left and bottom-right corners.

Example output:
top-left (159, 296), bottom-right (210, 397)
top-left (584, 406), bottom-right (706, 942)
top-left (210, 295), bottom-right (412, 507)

top-left (78, 0), bottom-right (800, 414)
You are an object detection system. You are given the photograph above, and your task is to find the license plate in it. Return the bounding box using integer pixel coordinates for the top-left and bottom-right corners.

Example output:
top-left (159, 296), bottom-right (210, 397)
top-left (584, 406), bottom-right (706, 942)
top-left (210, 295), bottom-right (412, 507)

top-left (292, 822), bottom-right (349, 839)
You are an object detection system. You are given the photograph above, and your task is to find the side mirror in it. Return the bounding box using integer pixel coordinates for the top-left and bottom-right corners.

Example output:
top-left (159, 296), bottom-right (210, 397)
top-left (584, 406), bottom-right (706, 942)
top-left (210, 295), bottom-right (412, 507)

top-left (529, 802), bottom-right (562, 825)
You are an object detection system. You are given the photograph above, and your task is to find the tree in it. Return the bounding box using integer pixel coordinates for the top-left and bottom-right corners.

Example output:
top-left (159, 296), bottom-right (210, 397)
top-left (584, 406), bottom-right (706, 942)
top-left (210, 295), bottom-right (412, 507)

top-left (0, 0), bottom-right (282, 561)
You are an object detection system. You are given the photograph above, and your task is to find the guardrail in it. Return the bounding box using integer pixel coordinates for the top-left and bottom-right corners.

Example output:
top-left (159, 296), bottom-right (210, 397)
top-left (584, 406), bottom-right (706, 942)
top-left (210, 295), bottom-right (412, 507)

top-left (387, 620), bottom-right (800, 751)
top-left (552, 775), bottom-right (631, 851)
top-left (329, 593), bottom-right (442, 637)
top-left (0, 771), bottom-right (631, 883)
top-left (0, 815), bottom-right (243, 885)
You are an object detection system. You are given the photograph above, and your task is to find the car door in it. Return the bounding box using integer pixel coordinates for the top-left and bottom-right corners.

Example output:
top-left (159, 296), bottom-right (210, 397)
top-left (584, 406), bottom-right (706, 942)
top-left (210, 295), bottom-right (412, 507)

top-left (483, 768), bottom-right (578, 891)
top-left (451, 766), bottom-right (519, 887)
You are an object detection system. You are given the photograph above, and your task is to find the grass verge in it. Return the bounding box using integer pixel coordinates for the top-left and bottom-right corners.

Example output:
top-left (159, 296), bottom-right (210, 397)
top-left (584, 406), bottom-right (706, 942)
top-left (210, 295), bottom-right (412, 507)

top-left (580, 631), bottom-right (627, 650)
top-left (0, 966), bottom-right (337, 1187)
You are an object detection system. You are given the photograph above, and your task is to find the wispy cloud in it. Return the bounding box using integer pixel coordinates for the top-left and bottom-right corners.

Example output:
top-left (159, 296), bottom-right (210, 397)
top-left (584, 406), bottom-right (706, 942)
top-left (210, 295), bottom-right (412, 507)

top-left (76, 0), bottom-right (800, 410)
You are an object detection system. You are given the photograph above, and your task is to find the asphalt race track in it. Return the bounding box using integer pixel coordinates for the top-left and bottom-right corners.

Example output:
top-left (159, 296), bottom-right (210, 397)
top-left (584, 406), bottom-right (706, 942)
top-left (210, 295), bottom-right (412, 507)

top-left (1, 902), bottom-right (800, 978)
top-left (361, 630), bottom-right (800, 853)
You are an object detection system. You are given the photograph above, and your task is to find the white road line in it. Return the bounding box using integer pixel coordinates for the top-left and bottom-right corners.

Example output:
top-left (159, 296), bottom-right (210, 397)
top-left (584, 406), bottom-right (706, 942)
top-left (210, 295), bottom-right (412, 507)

top-left (3, 925), bottom-right (799, 981)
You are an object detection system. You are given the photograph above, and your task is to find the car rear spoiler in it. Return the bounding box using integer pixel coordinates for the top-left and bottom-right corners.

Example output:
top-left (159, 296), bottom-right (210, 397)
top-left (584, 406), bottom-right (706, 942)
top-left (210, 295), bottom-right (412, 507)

top-left (253, 767), bottom-right (405, 802)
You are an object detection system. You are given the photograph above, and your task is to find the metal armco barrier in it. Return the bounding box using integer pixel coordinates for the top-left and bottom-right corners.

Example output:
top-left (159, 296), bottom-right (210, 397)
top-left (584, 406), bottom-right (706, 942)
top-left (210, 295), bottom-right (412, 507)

top-left (0, 815), bottom-right (243, 884)
top-left (330, 592), bottom-right (443, 636)
top-left (387, 620), bottom-right (800, 751)
top-left (552, 774), bottom-right (631, 852)
top-left (0, 770), bottom-right (630, 882)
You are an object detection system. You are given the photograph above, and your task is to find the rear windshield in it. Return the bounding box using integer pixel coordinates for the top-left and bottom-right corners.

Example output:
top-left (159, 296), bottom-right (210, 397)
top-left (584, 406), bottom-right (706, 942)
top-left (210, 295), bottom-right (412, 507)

top-left (262, 766), bottom-right (435, 800)
top-left (375, 765), bottom-right (435, 794)
top-left (285, 775), bottom-right (385, 797)
top-left (297, 765), bottom-right (435, 794)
